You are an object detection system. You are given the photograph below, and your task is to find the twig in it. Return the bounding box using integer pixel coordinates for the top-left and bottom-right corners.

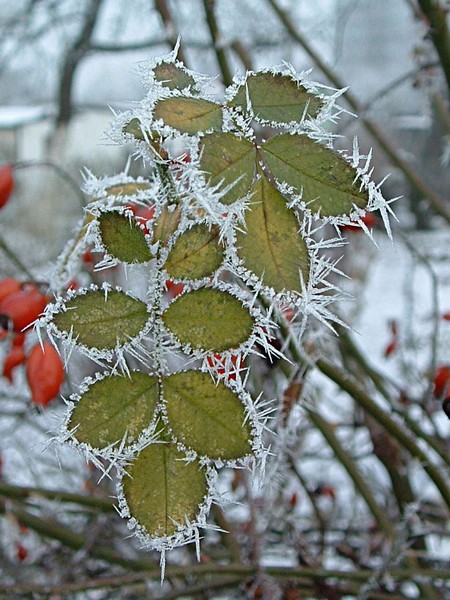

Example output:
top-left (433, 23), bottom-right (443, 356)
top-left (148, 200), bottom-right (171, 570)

top-left (202, 0), bottom-right (234, 86)
top-left (153, 0), bottom-right (188, 65)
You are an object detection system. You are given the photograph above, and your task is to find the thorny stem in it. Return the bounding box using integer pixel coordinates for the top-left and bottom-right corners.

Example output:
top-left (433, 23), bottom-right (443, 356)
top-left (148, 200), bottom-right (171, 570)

top-left (202, 0), bottom-right (234, 87)
top-left (266, 0), bottom-right (450, 223)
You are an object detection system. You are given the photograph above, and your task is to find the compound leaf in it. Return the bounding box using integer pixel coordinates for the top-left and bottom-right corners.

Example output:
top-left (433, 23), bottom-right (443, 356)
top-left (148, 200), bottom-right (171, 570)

top-left (164, 370), bottom-right (252, 460)
top-left (153, 97), bottom-right (223, 134)
top-left (122, 442), bottom-right (207, 537)
top-left (229, 72), bottom-right (323, 124)
top-left (153, 62), bottom-right (195, 90)
top-left (260, 133), bottom-right (369, 216)
top-left (199, 132), bottom-right (256, 205)
top-left (69, 372), bottom-right (159, 449)
top-left (165, 224), bottom-right (224, 280)
top-left (236, 176), bottom-right (309, 292)
top-left (162, 288), bottom-right (253, 352)
top-left (53, 289), bottom-right (149, 349)
top-left (99, 211), bottom-right (152, 263)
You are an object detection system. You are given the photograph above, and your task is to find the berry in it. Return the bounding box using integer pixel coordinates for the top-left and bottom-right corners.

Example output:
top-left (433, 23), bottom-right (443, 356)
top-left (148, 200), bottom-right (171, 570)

top-left (25, 342), bottom-right (64, 407)
top-left (0, 165), bottom-right (14, 209)
top-left (2, 345), bottom-right (26, 382)
top-left (341, 212), bottom-right (378, 231)
top-left (0, 285), bottom-right (48, 332)
top-left (165, 280), bottom-right (185, 299)
top-left (206, 353), bottom-right (243, 380)
top-left (0, 278), bottom-right (21, 303)
top-left (433, 365), bottom-right (450, 398)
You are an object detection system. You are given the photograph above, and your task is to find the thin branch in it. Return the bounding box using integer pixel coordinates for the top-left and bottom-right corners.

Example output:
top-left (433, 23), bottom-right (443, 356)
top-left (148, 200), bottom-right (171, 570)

top-left (416, 0), bottom-right (450, 93)
top-left (202, 0), bottom-right (234, 86)
top-left (0, 482), bottom-right (114, 511)
top-left (153, 0), bottom-right (188, 65)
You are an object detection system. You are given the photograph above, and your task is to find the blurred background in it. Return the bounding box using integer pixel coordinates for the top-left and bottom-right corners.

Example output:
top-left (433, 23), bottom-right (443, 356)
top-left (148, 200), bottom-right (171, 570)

top-left (0, 1), bottom-right (449, 598)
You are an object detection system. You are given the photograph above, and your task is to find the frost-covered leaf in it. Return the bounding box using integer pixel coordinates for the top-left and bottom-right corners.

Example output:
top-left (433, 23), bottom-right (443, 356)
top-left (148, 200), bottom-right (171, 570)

top-left (199, 132), bottom-right (256, 205)
top-left (53, 289), bottom-right (149, 349)
top-left (123, 118), bottom-right (145, 141)
top-left (164, 370), bottom-right (252, 460)
top-left (152, 205), bottom-right (182, 246)
top-left (68, 372), bottom-right (159, 449)
top-left (236, 176), bottom-right (309, 292)
top-left (153, 98), bottom-right (223, 134)
top-left (153, 62), bottom-right (195, 90)
top-left (229, 72), bottom-right (323, 124)
top-left (98, 211), bottom-right (152, 263)
top-left (164, 224), bottom-right (224, 280)
top-left (105, 182), bottom-right (151, 196)
top-left (260, 134), bottom-right (369, 216)
top-left (122, 442), bottom-right (207, 537)
top-left (162, 288), bottom-right (254, 352)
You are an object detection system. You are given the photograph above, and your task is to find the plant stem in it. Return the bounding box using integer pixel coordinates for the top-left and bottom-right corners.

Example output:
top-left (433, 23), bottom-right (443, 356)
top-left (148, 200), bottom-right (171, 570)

top-left (416, 0), bottom-right (450, 93)
top-left (315, 357), bottom-right (450, 510)
top-left (0, 482), bottom-right (113, 511)
top-left (0, 234), bottom-right (35, 279)
top-left (202, 0), bottom-right (234, 86)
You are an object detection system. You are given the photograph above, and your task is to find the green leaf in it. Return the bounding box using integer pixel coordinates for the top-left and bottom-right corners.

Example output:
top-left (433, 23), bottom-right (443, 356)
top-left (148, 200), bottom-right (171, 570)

top-left (164, 371), bottom-right (252, 459)
top-left (105, 182), bottom-right (151, 196)
top-left (165, 224), bottom-right (224, 280)
top-left (236, 176), bottom-right (309, 292)
top-left (122, 442), bottom-right (207, 537)
top-left (153, 97), bottom-right (223, 134)
top-left (123, 118), bottom-right (145, 141)
top-left (229, 72), bottom-right (323, 124)
top-left (53, 289), bottom-right (150, 349)
top-left (69, 372), bottom-right (159, 449)
top-left (162, 288), bottom-right (254, 352)
top-left (260, 134), bottom-right (369, 217)
top-left (153, 62), bottom-right (195, 90)
top-left (98, 211), bottom-right (152, 263)
top-left (199, 132), bottom-right (256, 205)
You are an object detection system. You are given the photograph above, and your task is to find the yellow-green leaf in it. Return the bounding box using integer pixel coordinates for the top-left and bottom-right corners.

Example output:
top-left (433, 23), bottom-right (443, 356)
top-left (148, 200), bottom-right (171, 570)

top-left (236, 176), bottom-right (309, 292)
top-left (69, 372), bottom-right (159, 449)
top-left (98, 211), bottom-right (152, 263)
top-left (153, 97), bottom-right (223, 134)
top-left (260, 134), bottom-right (369, 216)
top-left (162, 288), bottom-right (254, 352)
top-left (229, 72), bottom-right (323, 124)
top-left (199, 132), bottom-right (256, 205)
top-left (164, 371), bottom-right (252, 459)
top-left (53, 290), bottom-right (150, 349)
top-left (123, 118), bottom-right (145, 141)
top-left (165, 224), bottom-right (224, 280)
top-left (153, 62), bottom-right (195, 90)
top-left (122, 443), bottom-right (207, 537)
top-left (105, 182), bottom-right (151, 196)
